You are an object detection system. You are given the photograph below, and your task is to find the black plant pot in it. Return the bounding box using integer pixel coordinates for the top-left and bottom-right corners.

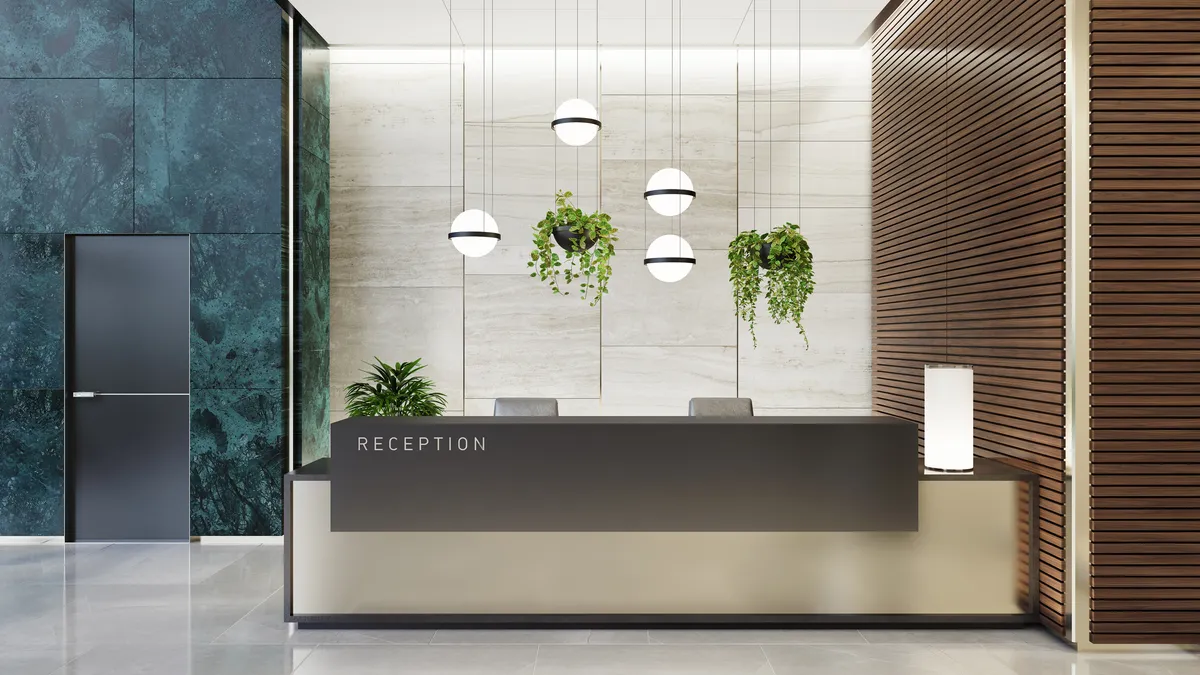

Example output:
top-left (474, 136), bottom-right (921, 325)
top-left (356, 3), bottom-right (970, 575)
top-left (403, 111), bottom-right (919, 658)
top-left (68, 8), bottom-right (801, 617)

top-left (759, 242), bottom-right (797, 270)
top-left (553, 225), bottom-right (598, 251)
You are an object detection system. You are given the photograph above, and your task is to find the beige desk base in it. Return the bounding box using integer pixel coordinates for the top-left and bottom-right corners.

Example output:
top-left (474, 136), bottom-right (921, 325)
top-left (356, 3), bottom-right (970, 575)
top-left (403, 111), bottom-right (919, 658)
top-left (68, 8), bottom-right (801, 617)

top-left (285, 477), bottom-right (1034, 624)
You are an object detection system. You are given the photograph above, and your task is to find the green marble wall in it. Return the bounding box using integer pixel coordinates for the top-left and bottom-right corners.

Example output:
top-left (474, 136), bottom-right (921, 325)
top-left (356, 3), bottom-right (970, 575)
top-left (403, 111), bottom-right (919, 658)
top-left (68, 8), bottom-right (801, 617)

top-left (298, 23), bottom-right (331, 466)
top-left (0, 0), bottom-right (287, 536)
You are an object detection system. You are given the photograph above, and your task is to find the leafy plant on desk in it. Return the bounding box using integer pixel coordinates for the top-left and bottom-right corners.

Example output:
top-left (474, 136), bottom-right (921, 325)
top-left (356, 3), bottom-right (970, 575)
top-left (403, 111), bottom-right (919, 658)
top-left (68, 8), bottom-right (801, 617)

top-left (728, 222), bottom-right (816, 348)
top-left (344, 358), bottom-right (447, 417)
top-left (528, 190), bottom-right (618, 307)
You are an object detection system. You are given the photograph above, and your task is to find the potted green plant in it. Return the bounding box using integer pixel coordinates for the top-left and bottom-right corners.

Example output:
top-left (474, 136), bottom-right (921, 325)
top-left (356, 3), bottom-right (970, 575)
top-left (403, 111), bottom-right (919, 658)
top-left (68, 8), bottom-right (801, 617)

top-left (728, 222), bottom-right (816, 348)
top-left (528, 190), bottom-right (617, 307)
top-left (344, 358), bottom-right (447, 417)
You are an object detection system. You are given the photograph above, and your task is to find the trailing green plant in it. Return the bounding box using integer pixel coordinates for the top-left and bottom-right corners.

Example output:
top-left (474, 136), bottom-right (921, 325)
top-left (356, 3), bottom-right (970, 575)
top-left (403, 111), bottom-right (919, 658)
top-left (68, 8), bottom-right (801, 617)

top-left (728, 222), bottom-right (816, 348)
top-left (528, 190), bottom-right (617, 307)
top-left (344, 358), bottom-right (447, 417)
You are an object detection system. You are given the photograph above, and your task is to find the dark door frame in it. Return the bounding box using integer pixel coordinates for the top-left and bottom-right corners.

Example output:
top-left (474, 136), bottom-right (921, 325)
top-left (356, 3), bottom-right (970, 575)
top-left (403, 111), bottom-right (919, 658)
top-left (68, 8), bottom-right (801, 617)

top-left (63, 233), bottom-right (191, 542)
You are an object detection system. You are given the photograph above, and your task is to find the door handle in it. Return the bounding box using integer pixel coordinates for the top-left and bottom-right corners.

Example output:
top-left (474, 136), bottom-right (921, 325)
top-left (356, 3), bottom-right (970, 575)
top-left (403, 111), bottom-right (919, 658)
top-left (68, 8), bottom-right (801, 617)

top-left (72, 392), bottom-right (98, 398)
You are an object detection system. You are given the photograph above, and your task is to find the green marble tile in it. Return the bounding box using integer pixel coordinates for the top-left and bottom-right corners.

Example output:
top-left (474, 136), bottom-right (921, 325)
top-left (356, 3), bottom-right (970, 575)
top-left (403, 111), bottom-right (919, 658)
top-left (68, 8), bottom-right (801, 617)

top-left (0, 79), bottom-right (133, 233)
top-left (299, 100), bottom-right (329, 163)
top-left (300, 23), bottom-right (329, 118)
top-left (0, 235), bottom-right (63, 390)
top-left (0, 0), bottom-right (133, 78)
top-left (300, 149), bottom-right (329, 352)
top-left (190, 234), bottom-right (284, 390)
top-left (190, 388), bottom-right (284, 536)
top-left (134, 79), bottom-right (283, 234)
top-left (0, 390), bottom-right (64, 536)
top-left (300, 349), bottom-right (330, 464)
top-left (134, 0), bottom-right (281, 78)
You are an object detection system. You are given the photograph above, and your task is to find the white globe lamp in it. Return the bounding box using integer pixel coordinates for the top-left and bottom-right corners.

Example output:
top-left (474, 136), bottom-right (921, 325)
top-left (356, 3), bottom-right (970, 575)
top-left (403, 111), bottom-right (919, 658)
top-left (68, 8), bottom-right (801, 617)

top-left (448, 209), bottom-right (500, 258)
top-left (551, 99), bottom-right (601, 146)
top-left (643, 234), bottom-right (696, 283)
top-left (644, 167), bottom-right (695, 217)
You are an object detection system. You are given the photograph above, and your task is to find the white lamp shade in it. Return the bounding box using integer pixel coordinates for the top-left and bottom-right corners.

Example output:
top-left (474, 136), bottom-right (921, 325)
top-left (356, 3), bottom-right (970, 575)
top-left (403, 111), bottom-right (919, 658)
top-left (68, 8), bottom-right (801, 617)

top-left (644, 168), bottom-right (695, 217)
top-left (449, 209), bottom-right (500, 258)
top-left (552, 98), bottom-right (600, 146)
top-left (924, 365), bottom-right (974, 472)
top-left (643, 234), bottom-right (695, 283)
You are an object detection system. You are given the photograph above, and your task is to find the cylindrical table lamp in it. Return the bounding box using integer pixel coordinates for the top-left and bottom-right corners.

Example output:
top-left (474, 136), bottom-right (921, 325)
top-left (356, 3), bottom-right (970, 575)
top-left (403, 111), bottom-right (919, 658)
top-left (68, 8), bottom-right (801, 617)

top-left (924, 364), bottom-right (974, 472)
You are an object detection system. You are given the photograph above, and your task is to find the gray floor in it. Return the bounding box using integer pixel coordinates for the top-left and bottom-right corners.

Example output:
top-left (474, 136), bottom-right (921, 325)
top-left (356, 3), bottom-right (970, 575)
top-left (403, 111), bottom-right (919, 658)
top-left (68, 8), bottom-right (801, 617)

top-left (0, 544), bottom-right (1197, 675)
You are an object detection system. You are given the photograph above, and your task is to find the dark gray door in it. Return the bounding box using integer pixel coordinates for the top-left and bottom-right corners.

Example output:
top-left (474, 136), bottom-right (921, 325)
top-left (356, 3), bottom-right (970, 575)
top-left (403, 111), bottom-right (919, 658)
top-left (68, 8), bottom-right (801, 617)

top-left (68, 236), bottom-right (190, 541)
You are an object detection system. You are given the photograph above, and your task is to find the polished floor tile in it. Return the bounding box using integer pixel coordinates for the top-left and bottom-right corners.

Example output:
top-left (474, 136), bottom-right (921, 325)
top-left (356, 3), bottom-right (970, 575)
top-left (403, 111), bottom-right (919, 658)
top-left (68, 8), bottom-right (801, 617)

top-left (2, 543), bottom-right (1199, 675)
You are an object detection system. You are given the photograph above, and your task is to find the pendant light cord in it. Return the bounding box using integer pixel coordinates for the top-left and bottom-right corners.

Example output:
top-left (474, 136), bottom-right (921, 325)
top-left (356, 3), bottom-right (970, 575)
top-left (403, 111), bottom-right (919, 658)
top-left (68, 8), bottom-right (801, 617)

top-left (643, 0), bottom-right (647, 253)
top-left (673, 0), bottom-right (679, 256)
top-left (576, 0), bottom-right (580, 203)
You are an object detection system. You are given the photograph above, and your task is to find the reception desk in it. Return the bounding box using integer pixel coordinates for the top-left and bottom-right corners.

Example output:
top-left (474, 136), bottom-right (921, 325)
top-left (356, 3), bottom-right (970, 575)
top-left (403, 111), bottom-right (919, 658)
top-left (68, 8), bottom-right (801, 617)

top-left (284, 416), bottom-right (1037, 627)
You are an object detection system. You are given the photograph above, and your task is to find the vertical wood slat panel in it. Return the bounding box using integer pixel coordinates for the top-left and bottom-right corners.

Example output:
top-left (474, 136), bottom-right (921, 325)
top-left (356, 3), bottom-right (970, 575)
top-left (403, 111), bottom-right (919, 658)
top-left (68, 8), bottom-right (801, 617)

top-left (872, 0), bottom-right (1068, 636)
top-left (1089, 0), bottom-right (1200, 646)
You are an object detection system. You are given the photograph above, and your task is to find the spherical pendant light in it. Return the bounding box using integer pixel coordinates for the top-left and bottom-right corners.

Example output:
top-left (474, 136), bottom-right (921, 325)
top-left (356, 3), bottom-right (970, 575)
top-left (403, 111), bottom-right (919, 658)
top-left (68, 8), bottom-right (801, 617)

top-left (448, 209), bottom-right (500, 258)
top-left (644, 167), bottom-right (695, 217)
top-left (551, 99), bottom-right (601, 146)
top-left (643, 234), bottom-right (696, 283)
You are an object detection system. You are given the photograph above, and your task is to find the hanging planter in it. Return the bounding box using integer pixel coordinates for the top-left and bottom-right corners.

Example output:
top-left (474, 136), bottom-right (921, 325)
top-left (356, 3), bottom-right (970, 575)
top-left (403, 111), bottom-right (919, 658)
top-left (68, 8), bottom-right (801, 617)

top-left (529, 190), bottom-right (617, 307)
top-left (552, 225), bottom-right (598, 251)
top-left (728, 222), bottom-right (816, 348)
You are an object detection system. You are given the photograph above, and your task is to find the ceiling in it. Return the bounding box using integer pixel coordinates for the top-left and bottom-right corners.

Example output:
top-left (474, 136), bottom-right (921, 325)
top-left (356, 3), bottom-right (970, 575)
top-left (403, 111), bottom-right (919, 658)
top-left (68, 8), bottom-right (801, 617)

top-left (289, 0), bottom-right (890, 48)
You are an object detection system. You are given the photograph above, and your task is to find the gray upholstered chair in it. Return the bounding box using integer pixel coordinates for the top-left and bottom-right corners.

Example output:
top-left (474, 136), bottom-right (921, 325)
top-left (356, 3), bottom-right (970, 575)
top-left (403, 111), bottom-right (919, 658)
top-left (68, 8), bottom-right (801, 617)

top-left (688, 397), bottom-right (754, 417)
top-left (493, 398), bottom-right (559, 417)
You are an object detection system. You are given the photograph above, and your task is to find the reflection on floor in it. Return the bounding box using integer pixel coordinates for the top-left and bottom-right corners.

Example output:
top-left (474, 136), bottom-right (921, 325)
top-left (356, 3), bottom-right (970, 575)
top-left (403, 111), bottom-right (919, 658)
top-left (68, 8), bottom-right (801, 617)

top-left (0, 543), bottom-right (1197, 674)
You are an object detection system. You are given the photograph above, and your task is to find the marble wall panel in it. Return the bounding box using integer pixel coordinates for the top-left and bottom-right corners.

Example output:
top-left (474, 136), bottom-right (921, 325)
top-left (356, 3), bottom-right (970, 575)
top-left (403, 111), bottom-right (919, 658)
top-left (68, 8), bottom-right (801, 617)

top-left (601, 49), bottom-right (737, 96)
top-left (300, 23), bottom-right (330, 117)
top-left (602, 250), bottom-right (736, 347)
top-left (0, 389), bottom-right (63, 536)
top-left (463, 398), bottom-right (602, 417)
top-left (330, 286), bottom-right (465, 411)
top-left (737, 48), bottom-right (871, 102)
top-left (134, 0), bottom-right (282, 78)
top-left (190, 388), bottom-right (284, 537)
top-left (0, 235), bottom-right (64, 390)
top-left (190, 234), bottom-right (284, 390)
top-left (0, 0), bottom-right (133, 78)
top-left (738, 140), bottom-right (800, 209)
top-left (135, 79), bottom-right (283, 233)
top-left (465, 145), bottom-right (599, 199)
top-left (331, 186), bottom-right (464, 288)
top-left (300, 150), bottom-right (331, 349)
top-left (736, 292), bottom-right (872, 410)
top-left (799, 141), bottom-right (872, 208)
top-left (600, 346), bottom-right (737, 416)
top-left (0, 79), bottom-right (133, 233)
top-left (330, 63), bottom-right (463, 188)
top-left (299, 101), bottom-right (330, 163)
top-left (738, 142), bottom-right (873, 209)
top-left (299, 349), bottom-right (330, 465)
top-left (600, 95), bottom-right (738, 162)
top-left (464, 275), bottom-right (599, 399)
top-left (466, 123), bottom-right (555, 148)
top-left (738, 101), bottom-right (871, 142)
top-left (463, 48), bottom-right (599, 126)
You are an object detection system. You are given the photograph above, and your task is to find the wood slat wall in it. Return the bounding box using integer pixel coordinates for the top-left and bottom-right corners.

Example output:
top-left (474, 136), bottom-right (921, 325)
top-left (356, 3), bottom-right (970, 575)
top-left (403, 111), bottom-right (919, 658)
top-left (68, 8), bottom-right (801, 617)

top-left (1090, 0), bottom-right (1200, 645)
top-left (871, 0), bottom-right (1068, 634)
